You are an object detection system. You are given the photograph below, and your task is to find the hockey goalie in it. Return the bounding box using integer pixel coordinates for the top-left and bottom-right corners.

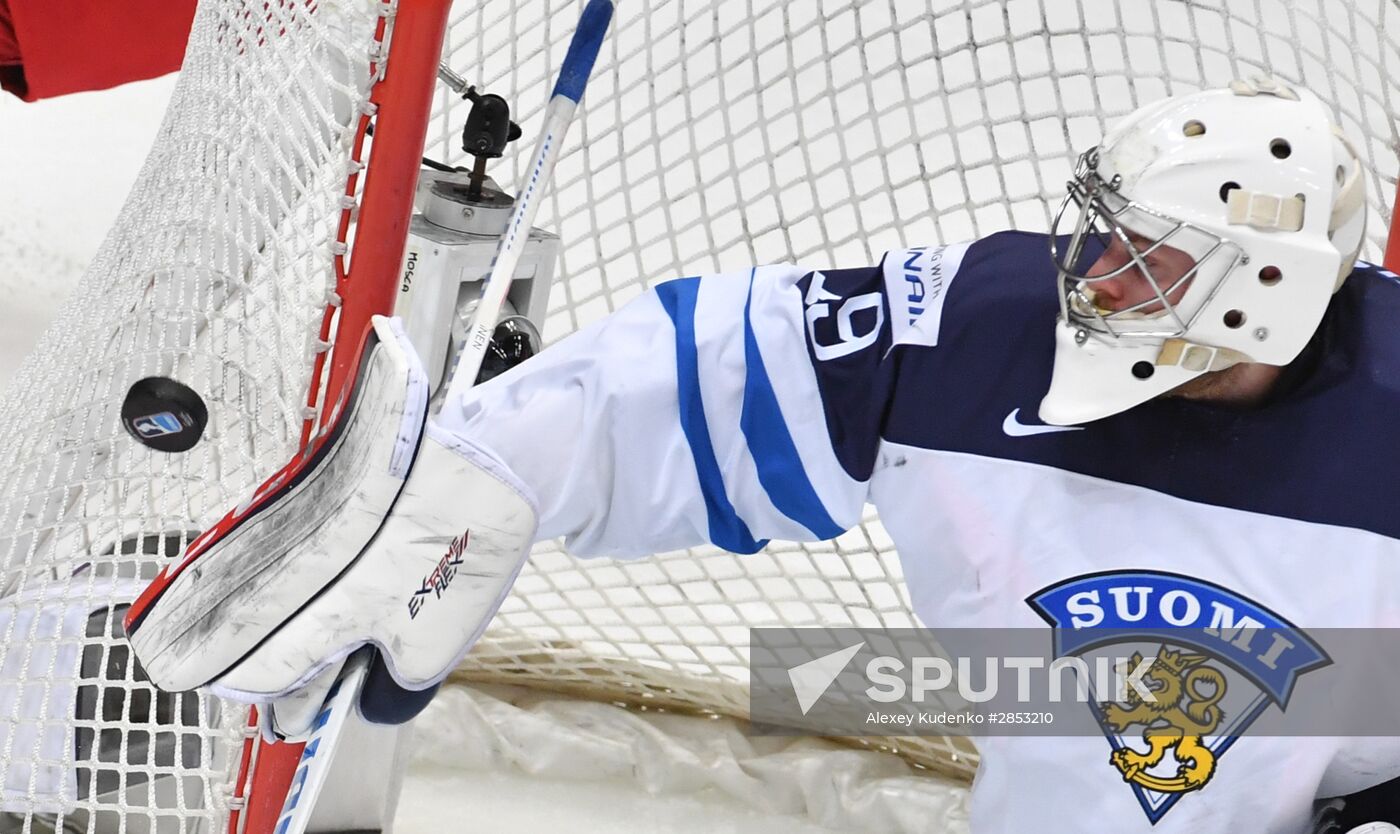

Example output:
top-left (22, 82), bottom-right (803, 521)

top-left (125, 79), bottom-right (1400, 833)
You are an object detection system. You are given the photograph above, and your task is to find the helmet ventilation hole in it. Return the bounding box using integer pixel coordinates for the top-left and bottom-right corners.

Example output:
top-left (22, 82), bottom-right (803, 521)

top-left (1258, 265), bottom-right (1282, 286)
top-left (1219, 181), bottom-right (1241, 203)
top-left (1223, 309), bottom-right (1247, 328)
top-left (1269, 138), bottom-right (1292, 159)
top-left (1183, 120), bottom-right (1206, 137)
top-left (1131, 361), bottom-right (1155, 380)
top-left (1337, 165), bottom-right (1347, 185)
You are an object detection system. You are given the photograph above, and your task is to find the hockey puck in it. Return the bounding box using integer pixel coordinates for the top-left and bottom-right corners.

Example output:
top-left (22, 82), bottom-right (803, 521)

top-left (120, 377), bottom-right (209, 453)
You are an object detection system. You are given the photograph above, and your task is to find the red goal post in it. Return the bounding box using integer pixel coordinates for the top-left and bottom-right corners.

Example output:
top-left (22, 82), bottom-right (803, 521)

top-left (225, 4), bottom-right (456, 831)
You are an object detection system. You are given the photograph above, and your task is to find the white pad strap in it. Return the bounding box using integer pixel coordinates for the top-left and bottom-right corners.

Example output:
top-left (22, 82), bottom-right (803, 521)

top-left (1226, 188), bottom-right (1306, 232)
top-left (1228, 75), bottom-right (1299, 100)
top-left (1157, 339), bottom-right (1251, 373)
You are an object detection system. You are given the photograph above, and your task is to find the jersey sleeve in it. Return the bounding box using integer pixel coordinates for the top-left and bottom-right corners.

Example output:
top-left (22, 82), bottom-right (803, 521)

top-left (0, 0), bottom-right (195, 101)
top-left (432, 259), bottom-right (908, 559)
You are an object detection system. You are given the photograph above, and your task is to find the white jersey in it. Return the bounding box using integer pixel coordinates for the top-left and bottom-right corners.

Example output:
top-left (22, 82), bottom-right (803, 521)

top-left (434, 230), bottom-right (1400, 832)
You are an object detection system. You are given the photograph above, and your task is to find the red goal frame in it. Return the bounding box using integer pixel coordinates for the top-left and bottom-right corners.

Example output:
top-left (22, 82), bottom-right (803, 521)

top-left (224, 1), bottom-right (453, 831)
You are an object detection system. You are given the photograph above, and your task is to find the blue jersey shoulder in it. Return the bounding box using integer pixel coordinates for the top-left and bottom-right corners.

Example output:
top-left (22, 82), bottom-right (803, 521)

top-left (881, 235), bottom-right (1400, 540)
top-left (883, 229), bottom-right (1062, 451)
top-left (797, 263), bottom-right (896, 482)
top-left (798, 230), bottom-right (1057, 482)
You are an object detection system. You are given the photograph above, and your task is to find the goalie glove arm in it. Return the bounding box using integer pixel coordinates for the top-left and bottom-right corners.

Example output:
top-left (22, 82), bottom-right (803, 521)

top-left (435, 262), bottom-right (891, 558)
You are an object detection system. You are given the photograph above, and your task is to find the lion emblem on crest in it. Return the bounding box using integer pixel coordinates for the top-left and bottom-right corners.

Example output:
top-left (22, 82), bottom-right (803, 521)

top-left (1100, 646), bottom-right (1227, 793)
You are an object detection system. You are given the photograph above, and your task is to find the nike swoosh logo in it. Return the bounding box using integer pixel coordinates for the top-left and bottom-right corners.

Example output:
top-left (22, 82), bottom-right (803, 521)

top-left (1002, 408), bottom-right (1084, 437)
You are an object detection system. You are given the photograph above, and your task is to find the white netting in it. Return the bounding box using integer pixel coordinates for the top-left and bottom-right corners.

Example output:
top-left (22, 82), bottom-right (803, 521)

top-left (439, 0), bottom-right (1400, 783)
top-left (1, 0), bottom-right (1399, 831)
top-left (0, 0), bottom-right (389, 830)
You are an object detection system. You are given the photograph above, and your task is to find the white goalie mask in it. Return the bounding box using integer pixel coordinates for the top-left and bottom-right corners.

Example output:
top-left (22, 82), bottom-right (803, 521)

top-left (1038, 79), bottom-right (1367, 426)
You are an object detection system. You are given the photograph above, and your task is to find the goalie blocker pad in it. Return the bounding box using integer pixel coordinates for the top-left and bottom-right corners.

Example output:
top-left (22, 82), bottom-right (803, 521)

top-left (125, 316), bottom-right (539, 698)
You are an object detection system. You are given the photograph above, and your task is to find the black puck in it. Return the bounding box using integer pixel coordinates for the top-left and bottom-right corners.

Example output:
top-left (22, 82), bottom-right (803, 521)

top-left (120, 377), bottom-right (209, 453)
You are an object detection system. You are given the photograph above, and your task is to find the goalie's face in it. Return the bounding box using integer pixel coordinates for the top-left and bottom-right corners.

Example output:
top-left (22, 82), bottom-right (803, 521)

top-left (1083, 231), bottom-right (1198, 316)
top-left (1049, 151), bottom-right (1243, 344)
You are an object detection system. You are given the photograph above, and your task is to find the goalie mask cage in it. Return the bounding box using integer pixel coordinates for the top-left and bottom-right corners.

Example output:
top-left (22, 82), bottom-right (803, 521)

top-left (0, 0), bottom-right (1397, 830)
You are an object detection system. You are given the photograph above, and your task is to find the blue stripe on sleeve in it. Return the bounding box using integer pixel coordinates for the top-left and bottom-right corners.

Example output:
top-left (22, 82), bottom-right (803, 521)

top-left (741, 270), bottom-right (845, 540)
top-left (655, 278), bottom-right (767, 555)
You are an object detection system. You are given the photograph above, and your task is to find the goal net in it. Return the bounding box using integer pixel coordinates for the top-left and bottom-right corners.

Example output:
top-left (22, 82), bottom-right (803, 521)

top-left (0, 0), bottom-right (1395, 830)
